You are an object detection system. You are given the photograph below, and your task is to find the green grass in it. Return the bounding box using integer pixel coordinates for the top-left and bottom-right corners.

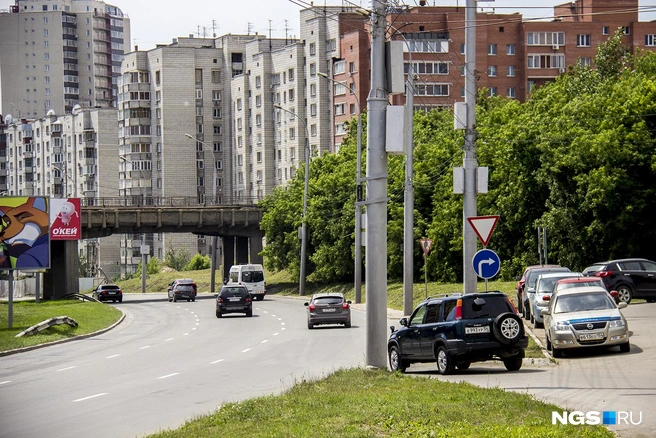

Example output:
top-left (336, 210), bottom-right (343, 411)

top-left (147, 368), bottom-right (612, 438)
top-left (0, 300), bottom-right (122, 352)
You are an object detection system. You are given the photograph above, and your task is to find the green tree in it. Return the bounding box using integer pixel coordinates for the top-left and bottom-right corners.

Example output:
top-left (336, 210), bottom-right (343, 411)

top-left (185, 253), bottom-right (211, 271)
top-left (164, 244), bottom-right (191, 271)
top-left (146, 256), bottom-right (160, 275)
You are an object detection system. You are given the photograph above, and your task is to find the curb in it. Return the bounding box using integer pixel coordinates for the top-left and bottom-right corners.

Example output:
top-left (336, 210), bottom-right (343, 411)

top-left (524, 323), bottom-right (556, 363)
top-left (0, 309), bottom-right (126, 357)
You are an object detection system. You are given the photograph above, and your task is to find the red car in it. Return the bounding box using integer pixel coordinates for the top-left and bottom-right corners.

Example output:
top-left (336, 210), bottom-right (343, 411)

top-left (553, 276), bottom-right (620, 304)
top-left (515, 264), bottom-right (560, 314)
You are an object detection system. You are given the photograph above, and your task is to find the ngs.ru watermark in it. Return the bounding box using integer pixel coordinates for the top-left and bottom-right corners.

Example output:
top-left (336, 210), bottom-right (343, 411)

top-left (553, 411), bottom-right (642, 426)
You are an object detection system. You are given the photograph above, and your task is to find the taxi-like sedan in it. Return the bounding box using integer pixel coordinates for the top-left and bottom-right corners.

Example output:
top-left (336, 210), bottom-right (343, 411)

top-left (541, 286), bottom-right (630, 358)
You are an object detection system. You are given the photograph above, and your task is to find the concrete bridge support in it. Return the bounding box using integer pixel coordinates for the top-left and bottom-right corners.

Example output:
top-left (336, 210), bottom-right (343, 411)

top-left (43, 240), bottom-right (79, 300)
top-left (236, 236), bottom-right (249, 265)
top-left (250, 235), bottom-right (263, 264)
top-left (221, 236), bottom-right (234, 282)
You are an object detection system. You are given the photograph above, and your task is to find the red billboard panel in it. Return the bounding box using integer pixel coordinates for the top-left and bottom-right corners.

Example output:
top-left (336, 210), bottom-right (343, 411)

top-left (50, 198), bottom-right (81, 240)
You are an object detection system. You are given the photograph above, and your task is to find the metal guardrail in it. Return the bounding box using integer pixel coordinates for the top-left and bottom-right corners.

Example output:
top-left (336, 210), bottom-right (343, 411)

top-left (80, 196), bottom-right (262, 208)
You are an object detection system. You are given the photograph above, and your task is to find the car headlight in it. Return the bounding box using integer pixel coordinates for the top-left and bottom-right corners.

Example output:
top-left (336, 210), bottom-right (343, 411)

top-left (554, 322), bottom-right (570, 331)
top-left (609, 319), bottom-right (626, 328)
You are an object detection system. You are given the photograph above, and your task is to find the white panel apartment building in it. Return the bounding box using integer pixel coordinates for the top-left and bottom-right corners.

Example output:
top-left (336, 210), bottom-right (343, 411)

top-left (0, 0), bottom-right (130, 118)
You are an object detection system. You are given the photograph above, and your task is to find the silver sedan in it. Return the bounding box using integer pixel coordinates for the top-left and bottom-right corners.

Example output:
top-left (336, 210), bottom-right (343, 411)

top-left (541, 286), bottom-right (630, 358)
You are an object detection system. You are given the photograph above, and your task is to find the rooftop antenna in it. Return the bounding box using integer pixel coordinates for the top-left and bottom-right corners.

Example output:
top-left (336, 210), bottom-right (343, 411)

top-left (212, 19), bottom-right (218, 38)
top-left (285, 19), bottom-right (290, 45)
top-left (247, 22), bottom-right (254, 35)
top-left (269, 20), bottom-right (273, 51)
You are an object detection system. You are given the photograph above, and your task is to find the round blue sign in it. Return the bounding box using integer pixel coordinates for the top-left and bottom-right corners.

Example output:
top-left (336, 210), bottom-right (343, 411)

top-left (472, 249), bottom-right (501, 279)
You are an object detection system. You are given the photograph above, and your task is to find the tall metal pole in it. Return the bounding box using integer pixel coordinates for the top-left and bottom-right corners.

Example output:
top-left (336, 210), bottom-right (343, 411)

top-left (366, 0), bottom-right (388, 369)
top-left (141, 237), bottom-right (147, 294)
top-left (403, 62), bottom-right (415, 316)
top-left (463, 0), bottom-right (478, 294)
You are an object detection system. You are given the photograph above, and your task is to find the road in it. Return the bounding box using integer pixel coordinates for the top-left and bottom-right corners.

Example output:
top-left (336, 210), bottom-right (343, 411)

top-left (0, 294), bottom-right (384, 438)
top-left (407, 302), bottom-right (656, 438)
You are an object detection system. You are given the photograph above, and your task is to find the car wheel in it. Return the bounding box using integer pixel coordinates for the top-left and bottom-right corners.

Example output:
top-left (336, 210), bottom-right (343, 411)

top-left (118, 298), bottom-right (123, 303)
top-left (550, 340), bottom-right (563, 358)
top-left (530, 311), bottom-right (535, 325)
top-left (344, 321), bottom-right (351, 328)
top-left (492, 313), bottom-right (523, 345)
top-left (436, 346), bottom-right (455, 375)
top-left (246, 310), bottom-right (253, 317)
top-left (216, 310), bottom-right (222, 318)
top-left (516, 296), bottom-right (523, 314)
top-left (545, 335), bottom-right (552, 351)
top-left (192, 298), bottom-right (195, 302)
top-left (388, 346), bottom-right (407, 373)
top-left (616, 285), bottom-right (633, 304)
top-left (503, 354), bottom-right (523, 371)
top-left (534, 319), bottom-right (543, 329)
top-left (173, 296), bottom-right (177, 302)
top-left (456, 362), bottom-right (471, 370)
top-left (307, 322), bottom-right (313, 330)
top-left (619, 342), bottom-right (631, 353)
top-left (524, 303), bottom-right (530, 321)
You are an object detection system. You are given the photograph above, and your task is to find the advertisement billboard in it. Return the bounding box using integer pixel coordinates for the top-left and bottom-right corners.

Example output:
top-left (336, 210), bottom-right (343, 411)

top-left (0, 197), bottom-right (51, 270)
top-left (49, 198), bottom-right (81, 240)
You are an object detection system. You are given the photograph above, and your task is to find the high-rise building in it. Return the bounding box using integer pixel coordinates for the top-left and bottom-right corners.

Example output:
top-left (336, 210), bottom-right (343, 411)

top-left (0, 0), bottom-right (130, 118)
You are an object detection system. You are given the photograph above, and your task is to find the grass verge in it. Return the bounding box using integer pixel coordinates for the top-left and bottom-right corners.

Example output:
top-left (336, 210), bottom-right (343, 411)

top-left (0, 300), bottom-right (122, 352)
top-left (147, 368), bottom-right (612, 438)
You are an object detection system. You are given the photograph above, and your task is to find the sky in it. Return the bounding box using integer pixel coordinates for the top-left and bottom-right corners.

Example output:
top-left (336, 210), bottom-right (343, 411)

top-left (1, 0), bottom-right (654, 51)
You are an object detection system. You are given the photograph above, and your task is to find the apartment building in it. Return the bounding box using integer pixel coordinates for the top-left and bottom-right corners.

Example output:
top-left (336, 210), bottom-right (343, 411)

top-left (0, 107), bottom-right (121, 277)
top-left (0, 0), bottom-right (130, 118)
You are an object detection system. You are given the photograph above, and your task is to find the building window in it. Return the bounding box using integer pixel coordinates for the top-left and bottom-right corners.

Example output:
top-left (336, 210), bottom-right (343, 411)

top-left (289, 88), bottom-right (294, 101)
top-left (603, 26), bottom-right (609, 35)
top-left (646, 35), bottom-right (656, 46)
top-left (310, 104), bottom-right (317, 116)
top-left (506, 44), bottom-right (515, 55)
top-left (507, 65), bottom-right (516, 77)
top-left (334, 60), bottom-right (346, 74)
top-left (334, 83), bottom-right (347, 95)
top-left (350, 103), bottom-right (356, 115)
top-left (460, 43), bottom-right (465, 54)
top-left (255, 95), bottom-right (262, 107)
top-left (349, 62), bottom-right (356, 73)
top-left (310, 63), bottom-right (316, 76)
top-left (256, 114), bottom-right (262, 126)
top-left (334, 103), bottom-right (346, 115)
top-left (487, 66), bottom-right (497, 77)
top-left (213, 90), bottom-right (222, 102)
top-left (213, 108), bottom-right (222, 118)
top-left (527, 54), bottom-right (565, 69)
top-left (214, 141), bottom-right (222, 152)
top-left (214, 125), bottom-right (222, 134)
top-left (196, 89), bottom-right (202, 99)
top-left (211, 70), bottom-right (221, 83)
top-left (488, 87), bottom-right (498, 97)
top-left (578, 57), bottom-right (592, 67)
top-left (255, 76), bottom-right (261, 88)
top-left (622, 26), bottom-right (631, 35)
top-left (310, 124), bottom-right (317, 136)
top-left (310, 83), bottom-right (316, 97)
top-left (309, 43), bottom-right (316, 55)
top-left (577, 34), bottom-right (591, 47)
top-left (488, 44), bottom-right (497, 55)
top-left (527, 32), bottom-right (565, 46)
top-left (507, 87), bottom-right (516, 99)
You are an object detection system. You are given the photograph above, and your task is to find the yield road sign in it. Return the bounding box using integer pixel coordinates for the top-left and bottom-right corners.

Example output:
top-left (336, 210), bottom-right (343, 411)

top-left (467, 215), bottom-right (499, 247)
top-left (472, 249), bottom-right (500, 280)
top-left (420, 238), bottom-right (433, 255)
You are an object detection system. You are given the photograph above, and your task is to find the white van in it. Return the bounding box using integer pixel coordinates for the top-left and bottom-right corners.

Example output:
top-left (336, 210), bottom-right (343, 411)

top-left (227, 264), bottom-right (266, 300)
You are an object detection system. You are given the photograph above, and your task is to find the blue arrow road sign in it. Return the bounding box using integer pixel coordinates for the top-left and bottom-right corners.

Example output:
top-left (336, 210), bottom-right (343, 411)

top-left (472, 249), bottom-right (500, 280)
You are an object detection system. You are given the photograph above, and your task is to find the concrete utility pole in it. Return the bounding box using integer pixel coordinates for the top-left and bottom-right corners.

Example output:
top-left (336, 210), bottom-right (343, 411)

top-left (403, 61), bottom-right (415, 316)
top-left (366, 0), bottom-right (389, 369)
top-left (463, 0), bottom-right (478, 294)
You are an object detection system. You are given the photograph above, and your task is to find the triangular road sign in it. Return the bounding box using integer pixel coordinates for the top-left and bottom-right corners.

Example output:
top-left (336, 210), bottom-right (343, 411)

top-left (420, 238), bottom-right (433, 255)
top-left (467, 215), bottom-right (499, 247)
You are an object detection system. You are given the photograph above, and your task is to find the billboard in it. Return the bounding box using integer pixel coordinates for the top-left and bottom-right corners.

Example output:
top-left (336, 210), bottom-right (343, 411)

top-left (0, 197), bottom-right (51, 270)
top-left (50, 198), bottom-right (81, 240)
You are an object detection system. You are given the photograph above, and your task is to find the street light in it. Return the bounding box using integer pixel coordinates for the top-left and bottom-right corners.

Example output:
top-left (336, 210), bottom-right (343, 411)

top-left (274, 104), bottom-right (310, 297)
top-left (317, 71), bottom-right (363, 304)
top-left (184, 133), bottom-right (220, 294)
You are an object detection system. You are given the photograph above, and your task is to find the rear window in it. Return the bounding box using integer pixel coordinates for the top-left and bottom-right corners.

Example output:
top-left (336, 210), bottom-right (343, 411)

top-left (582, 264), bottom-right (605, 275)
top-left (101, 285), bottom-right (120, 290)
top-left (461, 295), bottom-right (512, 319)
top-left (176, 285), bottom-right (194, 291)
top-left (313, 296), bottom-right (344, 305)
top-left (220, 287), bottom-right (249, 298)
top-left (526, 268), bottom-right (570, 288)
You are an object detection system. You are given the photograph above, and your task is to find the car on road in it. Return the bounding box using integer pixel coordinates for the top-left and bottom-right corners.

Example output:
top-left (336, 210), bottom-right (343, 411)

top-left (388, 292), bottom-right (527, 375)
top-left (521, 266), bottom-right (571, 321)
top-left (304, 292), bottom-right (351, 329)
top-left (530, 272), bottom-right (582, 328)
top-left (515, 264), bottom-right (560, 314)
top-left (553, 277), bottom-right (620, 304)
top-left (583, 258), bottom-right (656, 304)
top-left (215, 285), bottom-right (253, 317)
top-left (168, 278), bottom-right (197, 302)
top-left (93, 284), bottom-right (123, 303)
top-left (541, 286), bottom-right (630, 358)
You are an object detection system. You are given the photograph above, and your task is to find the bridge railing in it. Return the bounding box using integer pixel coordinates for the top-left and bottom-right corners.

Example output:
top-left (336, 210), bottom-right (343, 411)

top-left (81, 196), bottom-right (262, 208)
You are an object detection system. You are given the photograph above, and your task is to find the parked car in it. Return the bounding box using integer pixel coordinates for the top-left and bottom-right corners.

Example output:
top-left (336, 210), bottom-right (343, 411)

top-left (541, 286), bottom-right (630, 358)
top-left (304, 293), bottom-right (351, 329)
top-left (553, 277), bottom-right (620, 304)
top-left (530, 272), bottom-right (582, 328)
top-left (388, 292), bottom-right (527, 375)
top-left (583, 258), bottom-right (656, 304)
top-left (515, 264), bottom-right (560, 314)
top-left (215, 285), bottom-right (252, 317)
top-left (521, 266), bottom-right (571, 321)
top-left (93, 284), bottom-right (123, 303)
top-left (168, 278), bottom-right (197, 302)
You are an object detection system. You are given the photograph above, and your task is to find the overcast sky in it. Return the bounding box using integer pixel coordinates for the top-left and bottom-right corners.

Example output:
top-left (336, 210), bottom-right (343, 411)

top-left (0, 1), bottom-right (654, 51)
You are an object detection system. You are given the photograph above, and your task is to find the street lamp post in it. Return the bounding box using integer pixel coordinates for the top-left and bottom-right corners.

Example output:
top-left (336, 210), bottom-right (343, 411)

top-left (184, 133), bottom-right (219, 294)
top-left (317, 72), bottom-right (363, 304)
top-left (274, 104), bottom-right (310, 297)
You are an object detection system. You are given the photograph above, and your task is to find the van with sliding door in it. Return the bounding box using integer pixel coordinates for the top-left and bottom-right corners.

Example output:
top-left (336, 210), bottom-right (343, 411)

top-left (227, 264), bottom-right (266, 300)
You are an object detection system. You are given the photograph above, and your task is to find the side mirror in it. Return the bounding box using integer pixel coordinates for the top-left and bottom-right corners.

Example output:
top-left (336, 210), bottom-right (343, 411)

top-left (347, 300), bottom-right (352, 304)
top-left (390, 325), bottom-right (395, 334)
top-left (540, 308), bottom-right (549, 316)
top-left (399, 317), bottom-right (408, 327)
top-left (618, 302), bottom-right (628, 309)
top-left (304, 302), bottom-right (309, 306)
top-left (514, 276), bottom-right (521, 281)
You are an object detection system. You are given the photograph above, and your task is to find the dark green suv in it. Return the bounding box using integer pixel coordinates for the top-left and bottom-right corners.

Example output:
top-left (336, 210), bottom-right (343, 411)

top-left (388, 292), bottom-right (527, 375)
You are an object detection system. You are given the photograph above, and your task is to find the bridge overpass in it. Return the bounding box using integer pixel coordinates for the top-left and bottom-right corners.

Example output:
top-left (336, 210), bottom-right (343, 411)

top-left (45, 197), bottom-right (265, 300)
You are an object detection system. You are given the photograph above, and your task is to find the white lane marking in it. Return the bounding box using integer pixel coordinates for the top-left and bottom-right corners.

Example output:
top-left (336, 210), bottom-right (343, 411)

top-left (271, 314), bottom-right (276, 317)
top-left (281, 322), bottom-right (286, 325)
top-left (196, 322), bottom-right (200, 326)
top-left (241, 348), bottom-right (252, 353)
top-left (261, 339), bottom-right (269, 344)
top-left (57, 366), bottom-right (77, 372)
top-left (0, 381), bottom-right (11, 385)
top-left (106, 354), bottom-right (120, 359)
top-left (73, 393), bottom-right (107, 402)
top-left (183, 333), bottom-right (190, 336)
top-left (263, 311), bottom-right (269, 314)
top-left (210, 359), bottom-right (225, 364)
top-left (165, 338), bottom-right (174, 342)
top-left (192, 327), bottom-right (197, 331)
top-left (277, 318), bottom-right (282, 321)
top-left (281, 327), bottom-right (286, 331)
top-left (158, 373), bottom-right (179, 379)
top-left (273, 333), bottom-right (279, 336)
top-left (140, 345), bottom-right (151, 350)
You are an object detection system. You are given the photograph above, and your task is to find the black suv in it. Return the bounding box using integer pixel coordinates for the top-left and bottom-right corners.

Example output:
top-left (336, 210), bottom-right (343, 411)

top-left (216, 286), bottom-right (253, 318)
top-left (583, 258), bottom-right (656, 304)
top-left (388, 292), bottom-right (527, 375)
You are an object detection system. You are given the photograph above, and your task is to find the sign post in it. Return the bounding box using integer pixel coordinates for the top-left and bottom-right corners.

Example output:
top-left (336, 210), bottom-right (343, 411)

top-left (420, 238), bottom-right (433, 298)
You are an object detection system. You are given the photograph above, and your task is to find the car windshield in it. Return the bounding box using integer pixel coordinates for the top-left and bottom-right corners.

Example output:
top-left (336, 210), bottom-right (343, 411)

top-left (314, 296), bottom-right (344, 305)
top-left (554, 293), bottom-right (615, 313)
top-left (241, 271), bottom-right (264, 282)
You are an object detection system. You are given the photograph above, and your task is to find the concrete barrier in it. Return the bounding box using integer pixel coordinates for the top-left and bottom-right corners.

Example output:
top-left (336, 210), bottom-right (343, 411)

top-left (15, 316), bottom-right (78, 338)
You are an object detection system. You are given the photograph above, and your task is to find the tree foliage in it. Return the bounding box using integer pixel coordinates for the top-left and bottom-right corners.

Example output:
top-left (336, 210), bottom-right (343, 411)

top-left (164, 244), bottom-right (191, 271)
top-left (185, 253), bottom-right (211, 271)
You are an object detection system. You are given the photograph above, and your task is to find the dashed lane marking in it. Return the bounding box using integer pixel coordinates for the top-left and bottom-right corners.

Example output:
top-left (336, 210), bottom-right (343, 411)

top-left (57, 366), bottom-right (77, 372)
top-left (158, 373), bottom-right (179, 379)
top-left (241, 348), bottom-right (252, 353)
top-left (73, 393), bottom-right (107, 402)
top-left (210, 359), bottom-right (225, 364)
top-left (106, 354), bottom-right (120, 359)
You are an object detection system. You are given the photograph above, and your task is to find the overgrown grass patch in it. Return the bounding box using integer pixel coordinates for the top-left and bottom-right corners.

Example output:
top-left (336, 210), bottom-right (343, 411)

top-left (148, 368), bottom-right (612, 438)
top-left (0, 300), bottom-right (122, 352)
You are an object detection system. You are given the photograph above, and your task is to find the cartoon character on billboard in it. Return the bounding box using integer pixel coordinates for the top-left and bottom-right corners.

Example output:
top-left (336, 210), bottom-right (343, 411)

top-left (0, 197), bottom-right (50, 269)
top-left (57, 201), bottom-right (79, 226)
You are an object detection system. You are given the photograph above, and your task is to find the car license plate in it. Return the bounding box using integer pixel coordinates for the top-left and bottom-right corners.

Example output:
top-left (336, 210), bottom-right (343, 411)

top-left (228, 297), bottom-right (240, 302)
top-left (465, 325), bottom-right (490, 334)
top-left (579, 332), bottom-right (605, 341)
top-left (323, 308), bottom-right (336, 312)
